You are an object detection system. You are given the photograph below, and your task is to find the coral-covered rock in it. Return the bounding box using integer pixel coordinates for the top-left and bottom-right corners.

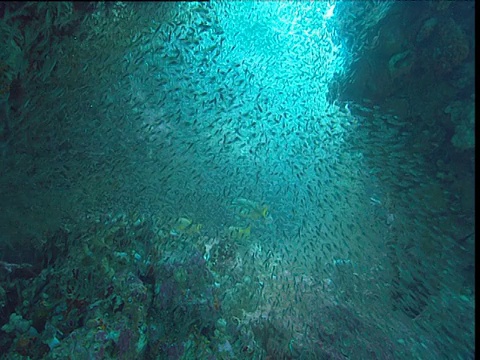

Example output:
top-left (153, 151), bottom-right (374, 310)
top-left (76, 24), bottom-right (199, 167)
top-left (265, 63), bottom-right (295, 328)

top-left (433, 18), bottom-right (470, 74)
top-left (388, 50), bottom-right (415, 80)
top-left (416, 17), bottom-right (438, 43)
top-left (445, 98), bottom-right (475, 150)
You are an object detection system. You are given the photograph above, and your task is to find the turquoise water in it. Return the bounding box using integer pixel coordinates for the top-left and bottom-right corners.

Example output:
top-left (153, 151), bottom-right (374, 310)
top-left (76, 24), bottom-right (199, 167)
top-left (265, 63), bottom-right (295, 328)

top-left (0, 2), bottom-right (474, 359)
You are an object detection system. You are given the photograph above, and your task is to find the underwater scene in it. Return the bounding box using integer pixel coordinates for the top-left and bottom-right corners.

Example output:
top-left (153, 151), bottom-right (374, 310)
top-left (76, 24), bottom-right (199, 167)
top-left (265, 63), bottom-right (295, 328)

top-left (0, 1), bottom-right (474, 359)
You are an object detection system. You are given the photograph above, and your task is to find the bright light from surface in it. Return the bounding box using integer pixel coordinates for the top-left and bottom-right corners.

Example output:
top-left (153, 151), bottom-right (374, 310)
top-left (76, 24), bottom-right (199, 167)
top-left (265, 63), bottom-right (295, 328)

top-left (323, 4), bottom-right (336, 20)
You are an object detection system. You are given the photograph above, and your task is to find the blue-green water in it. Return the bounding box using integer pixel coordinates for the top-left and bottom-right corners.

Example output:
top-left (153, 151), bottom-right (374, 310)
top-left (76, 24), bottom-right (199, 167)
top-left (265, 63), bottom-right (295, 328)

top-left (0, 1), bottom-right (474, 359)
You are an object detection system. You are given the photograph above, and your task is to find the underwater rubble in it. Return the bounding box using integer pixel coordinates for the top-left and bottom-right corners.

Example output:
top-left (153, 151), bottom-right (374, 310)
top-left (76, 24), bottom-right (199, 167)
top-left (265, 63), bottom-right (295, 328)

top-left (0, 210), bottom-right (457, 360)
top-left (0, 209), bottom-right (398, 360)
top-left (0, 213), bottom-right (217, 359)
